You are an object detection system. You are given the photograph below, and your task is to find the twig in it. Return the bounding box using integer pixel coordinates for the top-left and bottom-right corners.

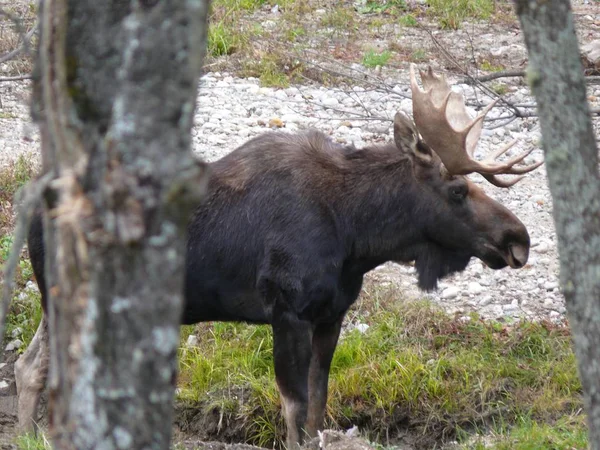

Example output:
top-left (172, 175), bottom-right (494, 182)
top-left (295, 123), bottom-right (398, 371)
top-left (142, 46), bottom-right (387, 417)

top-left (0, 172), bottom-right (53, 358)
top-left (0, 74), bottom-right (33, 82)
top-left (460, 70), bottom-right (526, 84)
top-left (587, 76), bottom-right (600, 85)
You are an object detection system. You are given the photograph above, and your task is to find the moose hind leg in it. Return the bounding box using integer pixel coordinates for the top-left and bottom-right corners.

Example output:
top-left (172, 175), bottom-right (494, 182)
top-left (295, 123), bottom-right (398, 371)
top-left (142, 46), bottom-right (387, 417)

top-left (272, 303), bottom-right (313, 449)
top-left (14, 316), bottom-right (49, 435)
top-left (306, 319), bottom-right (343, 438)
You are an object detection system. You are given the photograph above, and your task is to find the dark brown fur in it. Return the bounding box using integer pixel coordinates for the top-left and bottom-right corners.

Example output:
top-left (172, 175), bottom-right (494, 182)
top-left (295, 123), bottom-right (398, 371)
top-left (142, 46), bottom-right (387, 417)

top-left (22, 114), bottom-right (531, 447)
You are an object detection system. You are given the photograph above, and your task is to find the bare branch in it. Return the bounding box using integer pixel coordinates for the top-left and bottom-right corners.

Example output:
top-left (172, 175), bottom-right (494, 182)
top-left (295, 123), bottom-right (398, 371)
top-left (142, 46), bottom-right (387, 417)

top-left (0, 74), bottom-right (33, 82)
top-left (459, 70), bottom-right (526, 84)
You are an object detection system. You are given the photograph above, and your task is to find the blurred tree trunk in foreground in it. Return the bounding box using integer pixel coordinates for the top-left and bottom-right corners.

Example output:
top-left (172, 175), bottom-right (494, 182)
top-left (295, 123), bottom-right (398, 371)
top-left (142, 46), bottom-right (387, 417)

top-left (514, 0), bottom-right (600, 446)
top-left (33, 0), bottom-right (211, 448)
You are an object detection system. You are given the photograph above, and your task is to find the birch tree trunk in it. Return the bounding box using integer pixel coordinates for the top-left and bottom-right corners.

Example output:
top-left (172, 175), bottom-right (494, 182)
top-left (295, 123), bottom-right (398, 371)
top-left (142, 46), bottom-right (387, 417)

top-left (33, 1), bottom-right (210, 448)
top-left (513, 0), bottom-right (600, 445)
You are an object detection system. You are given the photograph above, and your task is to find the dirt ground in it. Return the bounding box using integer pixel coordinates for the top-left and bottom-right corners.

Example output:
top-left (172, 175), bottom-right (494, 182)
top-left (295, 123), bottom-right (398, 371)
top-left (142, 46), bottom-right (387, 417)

top-left (0, 1), bottom-right (599, 449)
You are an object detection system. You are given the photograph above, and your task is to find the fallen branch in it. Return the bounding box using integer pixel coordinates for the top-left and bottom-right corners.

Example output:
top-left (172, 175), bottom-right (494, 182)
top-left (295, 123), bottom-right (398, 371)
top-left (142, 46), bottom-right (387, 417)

top-left (0, 74), bottom-right (33, 82)
top-left (459, 69), bottom-right (526, 84)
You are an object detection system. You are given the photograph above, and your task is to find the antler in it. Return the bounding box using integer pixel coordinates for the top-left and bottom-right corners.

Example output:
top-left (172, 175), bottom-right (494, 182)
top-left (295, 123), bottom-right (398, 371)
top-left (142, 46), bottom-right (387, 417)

top-left (409, 64), bottom-right (542, 187)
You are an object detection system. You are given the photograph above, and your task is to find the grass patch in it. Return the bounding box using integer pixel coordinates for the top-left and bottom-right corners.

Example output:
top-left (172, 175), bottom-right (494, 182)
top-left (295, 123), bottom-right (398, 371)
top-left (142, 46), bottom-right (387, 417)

top-left (362, 49), bottom-right (392, 68)
top-left (241, 54), bottom-right (292, 88)
top-left (491, 82), bottom-right (508, 96)
top-left (426, 0), bottom-right (495, 29)
top-left (0, 111), bottom-right (19, 119)
top-left (208, 21), bottom-right (247, 56)
top-left (410, 48), bottom-right (428, 62)
top-left (0, 154), bottom-right (37, 232)
top-left (206, 0), bottom-right (269, 56)
top-left (357, 0), bottom-right (407, 14)
top-left (14, 432), bottom-right (51, 450)
top-left (398, 13), bottom-right (418, 27)
top-left (460, 415), bottom-right (587, 449)
top-left (480, 58), bottom-right (505, 72)
top-left (320, 7), bottom-right (356, 31)
top-left (176, 281), bottom-right (583, 448)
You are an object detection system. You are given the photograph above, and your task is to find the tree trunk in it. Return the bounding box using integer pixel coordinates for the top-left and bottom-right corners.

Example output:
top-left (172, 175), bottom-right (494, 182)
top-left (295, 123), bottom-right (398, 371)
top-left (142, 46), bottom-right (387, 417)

top-left (513, 0), bottom-right (600, 445)
top-left (33, 1), bottom-right (210, 448)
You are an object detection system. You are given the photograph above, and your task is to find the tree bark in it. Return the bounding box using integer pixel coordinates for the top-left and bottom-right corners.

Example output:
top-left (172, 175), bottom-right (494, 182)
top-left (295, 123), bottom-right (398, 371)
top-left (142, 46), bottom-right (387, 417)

top-left (513, 0), bottom-right (600, 445)
top-left (33, 1), bottom-right (210, 448)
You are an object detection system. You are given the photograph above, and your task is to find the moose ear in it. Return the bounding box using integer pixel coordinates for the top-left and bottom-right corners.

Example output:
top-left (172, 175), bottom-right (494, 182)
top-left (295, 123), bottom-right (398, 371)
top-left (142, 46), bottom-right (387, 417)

top-left (393, 112), bottom-right (432, 163)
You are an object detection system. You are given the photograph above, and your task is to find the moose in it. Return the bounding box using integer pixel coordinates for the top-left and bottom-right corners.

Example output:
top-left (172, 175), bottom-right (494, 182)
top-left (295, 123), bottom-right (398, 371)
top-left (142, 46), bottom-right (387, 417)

top-left (15, 65), bottom-right (541, 448)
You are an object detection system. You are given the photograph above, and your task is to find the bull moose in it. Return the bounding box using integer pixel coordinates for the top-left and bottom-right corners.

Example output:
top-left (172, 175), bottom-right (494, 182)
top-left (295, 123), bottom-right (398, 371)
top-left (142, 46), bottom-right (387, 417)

top-left (15, 65), bottom-right (541, 448)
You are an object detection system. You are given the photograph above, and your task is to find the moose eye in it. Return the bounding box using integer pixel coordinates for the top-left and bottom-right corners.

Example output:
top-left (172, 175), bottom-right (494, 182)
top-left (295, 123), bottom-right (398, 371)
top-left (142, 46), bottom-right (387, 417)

top-left (450, 185), bottom-right (468, 201)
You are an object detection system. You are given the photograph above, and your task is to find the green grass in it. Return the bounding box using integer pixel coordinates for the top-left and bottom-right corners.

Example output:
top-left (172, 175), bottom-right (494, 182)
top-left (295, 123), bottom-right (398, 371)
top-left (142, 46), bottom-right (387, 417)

top-left (357, 0), bottom-right (407, 14)
top-left (460, 415), bottom-right (587, 449)
top-left (14, 432), bottom-right (51, 450)
top-left (426, 0), bottom-right (495, 29)
top-left (206, 0), bottom-right (269, 56)
top-left (398, 13), bottom-right (418, 27)
top-left (176, 282), bottom-right (584, 448)
top-left (480, 59), bottom-right (505, 72)
top-left (202, 0), bottom-right (507, 84)
top-left (0, 153), bottom-right (37, 232)
top-left (362, 49), bottom-right (392, 68)
top-left (320, 7), bottom-right (356, 30)
top-left (491, 82), bottom-right (508, 96)
top-left (241, 55), bottom-right (291, 88)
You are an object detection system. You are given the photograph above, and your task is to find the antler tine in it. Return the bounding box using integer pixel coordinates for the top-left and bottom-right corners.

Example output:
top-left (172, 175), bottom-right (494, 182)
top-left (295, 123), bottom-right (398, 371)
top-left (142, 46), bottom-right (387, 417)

top-left (482, 174), bottom-right (526, 188)
top-left (409, 63), bottom-right (543, 186)
top-left (480, 141), bottom-right (544, 175)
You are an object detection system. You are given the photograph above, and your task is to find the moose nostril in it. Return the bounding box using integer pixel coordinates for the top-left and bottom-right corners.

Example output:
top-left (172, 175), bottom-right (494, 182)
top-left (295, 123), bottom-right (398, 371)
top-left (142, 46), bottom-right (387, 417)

top-left (508, 244), bottom-right (528, 268)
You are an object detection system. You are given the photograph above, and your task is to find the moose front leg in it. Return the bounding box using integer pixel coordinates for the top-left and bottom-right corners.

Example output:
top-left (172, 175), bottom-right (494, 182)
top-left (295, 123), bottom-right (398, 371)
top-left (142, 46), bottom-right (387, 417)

top-left (272, 303), bottom-right (313, 449)
top-left (306, 318), bottom-right (343, 438)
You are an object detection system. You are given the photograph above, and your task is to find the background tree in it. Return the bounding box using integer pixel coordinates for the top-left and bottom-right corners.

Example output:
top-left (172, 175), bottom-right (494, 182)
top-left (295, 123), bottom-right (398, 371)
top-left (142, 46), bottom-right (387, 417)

top-left (514, 0), bottom-right (600, 445)
top-left (32, 0), bottom-right (210, 448)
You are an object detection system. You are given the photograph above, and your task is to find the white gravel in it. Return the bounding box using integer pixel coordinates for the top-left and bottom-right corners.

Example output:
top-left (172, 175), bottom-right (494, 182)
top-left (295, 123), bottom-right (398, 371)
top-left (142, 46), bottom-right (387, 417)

top-left (1, 60), bottom-right (598, 324)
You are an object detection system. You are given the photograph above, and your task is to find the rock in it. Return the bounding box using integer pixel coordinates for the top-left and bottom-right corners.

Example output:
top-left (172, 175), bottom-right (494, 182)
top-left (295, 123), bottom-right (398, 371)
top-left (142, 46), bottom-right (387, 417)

top-left (11, 327), bottom-right (22, 338)
top-left (355, 323), bottom-right (370, 334)
top-left (442, 286), bottom-right (460, 299)
top-left (186, 335), bottom-right (198, 347)
top-left (274, 90), bottom-right (288, 100)
top-left (543, 298), bottom-right (555, 310)
top-left (5, 339), bottom-right (23, 351)
top-left (322, 97), bottom-right (340, 107)
top-left (479, 295), bottom-right (493, 306)
top-left (0, 380), bottom-right (9, 391)
top-left (467, 281), bottom-right (484, 295)
top-left (534, 241), bottom-right (551, 254)
top-left (268, 117), bottom-right (284, 128)
top-left (581, 39), bottom-right (600, 72)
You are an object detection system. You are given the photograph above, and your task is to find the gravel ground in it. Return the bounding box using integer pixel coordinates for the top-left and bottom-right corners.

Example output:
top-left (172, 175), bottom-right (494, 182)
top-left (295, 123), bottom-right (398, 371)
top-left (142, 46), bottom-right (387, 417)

top-left (0, 5), bottom-right (598, 324)
top-left (192, 67), bottom-right (599, 323)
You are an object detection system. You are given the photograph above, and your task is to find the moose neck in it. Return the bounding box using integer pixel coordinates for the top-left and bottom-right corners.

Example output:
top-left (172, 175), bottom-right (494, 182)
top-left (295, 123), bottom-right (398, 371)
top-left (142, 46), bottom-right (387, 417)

top-left (334, 151), bottom-right (427, 275)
